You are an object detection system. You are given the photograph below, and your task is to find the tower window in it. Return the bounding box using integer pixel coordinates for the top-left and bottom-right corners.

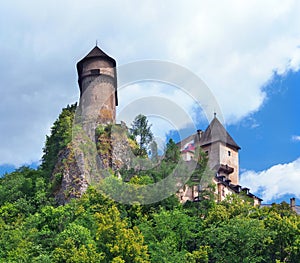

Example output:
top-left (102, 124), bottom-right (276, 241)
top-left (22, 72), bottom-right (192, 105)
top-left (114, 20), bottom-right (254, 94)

top-left (90, 69), bottom-right (100, 74)
top-left (205, 151), bottom-right (209, 155)
top-left (228, 151), bottom-right (231, 156)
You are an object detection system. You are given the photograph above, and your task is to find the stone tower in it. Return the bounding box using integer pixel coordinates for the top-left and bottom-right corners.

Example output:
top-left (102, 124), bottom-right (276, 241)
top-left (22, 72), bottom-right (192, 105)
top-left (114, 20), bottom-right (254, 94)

top-left (178, 115), bottom-right (241, 185)
top-left (76, 46), bottom-right (118, 137)
top-left (199, 116), bottom-right (240, 185)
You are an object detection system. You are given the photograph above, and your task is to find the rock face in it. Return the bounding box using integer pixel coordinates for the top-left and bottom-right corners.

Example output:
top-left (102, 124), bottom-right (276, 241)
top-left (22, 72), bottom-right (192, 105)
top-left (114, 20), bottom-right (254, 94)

top-left (102, 123), bottom-right (136, 171)
top-left (52, 123), bottom-right (137, 204)
top-left (52, 146), bottom-right (89, 205)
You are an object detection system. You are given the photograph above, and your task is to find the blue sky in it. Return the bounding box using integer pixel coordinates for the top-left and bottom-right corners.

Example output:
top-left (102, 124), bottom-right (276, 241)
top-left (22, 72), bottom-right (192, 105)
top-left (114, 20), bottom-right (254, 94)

top-left (232, 71), bottom-right (300, 171)
top-left (236, 70), bottom-right (300, 203)
top-left (0, 1), bottom-right (299, 204)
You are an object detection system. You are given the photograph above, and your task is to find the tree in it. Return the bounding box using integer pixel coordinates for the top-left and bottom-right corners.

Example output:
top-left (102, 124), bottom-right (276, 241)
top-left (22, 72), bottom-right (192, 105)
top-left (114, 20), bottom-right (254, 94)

top-left (130, 114), bottom-right (153, 156)
top-left (41, 104), bottom-right (77, 177)
top-left (94, 205), bottom-right (150, 262)
top-left (164, 139), bottom-right (180, 163)
top-left (200, 217), bottom-right (271, 263)
top-left (138, 208), bottom-right (199, 262)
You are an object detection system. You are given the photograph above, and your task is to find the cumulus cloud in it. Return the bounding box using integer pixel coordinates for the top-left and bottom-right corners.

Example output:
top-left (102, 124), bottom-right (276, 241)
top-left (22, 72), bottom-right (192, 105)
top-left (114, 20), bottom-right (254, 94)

top-left (240, 158), bottom-right (300, 202)
top-left (0, 1), bottom-right (300, 165)
top-left (292, 135), bottom-right (300, 142)
top-left (117, 82), bottom-right (207, 145)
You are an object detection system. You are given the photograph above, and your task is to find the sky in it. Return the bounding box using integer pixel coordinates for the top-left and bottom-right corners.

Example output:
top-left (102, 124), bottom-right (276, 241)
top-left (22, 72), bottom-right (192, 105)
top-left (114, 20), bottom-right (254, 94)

top-left (0, 0), bottom-right (300, 204)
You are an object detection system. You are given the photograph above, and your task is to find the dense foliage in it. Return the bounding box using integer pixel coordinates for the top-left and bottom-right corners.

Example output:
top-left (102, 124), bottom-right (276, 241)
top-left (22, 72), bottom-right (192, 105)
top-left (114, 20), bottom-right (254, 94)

top-left (1, 167), bottom-right (300, 262)
top-left (1, 106), bottom-right (300, 262)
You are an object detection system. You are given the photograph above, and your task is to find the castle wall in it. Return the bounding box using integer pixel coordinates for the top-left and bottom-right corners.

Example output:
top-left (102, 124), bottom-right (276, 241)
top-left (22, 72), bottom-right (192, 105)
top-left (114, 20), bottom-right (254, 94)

top-left (181, 151), bottom-right (194, 161)
top-left (215, 181), bottom-right (235, 202)
top-left (80, 75), bottom-right (116, 124)
top-left (219, 143), bottom-right (239, 185)
top-left (202, 143), bottom-right (220, 172)
top-left (200, 142), bottom-right (239, 185)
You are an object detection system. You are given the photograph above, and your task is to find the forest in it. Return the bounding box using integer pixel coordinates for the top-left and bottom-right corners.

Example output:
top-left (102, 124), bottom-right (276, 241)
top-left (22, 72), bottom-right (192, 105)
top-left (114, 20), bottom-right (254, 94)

top-left (0, 104), bottom-right (299, 263)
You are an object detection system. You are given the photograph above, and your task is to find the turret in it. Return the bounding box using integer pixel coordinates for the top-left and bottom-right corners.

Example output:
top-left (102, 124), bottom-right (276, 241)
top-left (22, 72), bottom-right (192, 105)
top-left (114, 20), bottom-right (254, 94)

top-left (76, 46), bottom-right (118, 127)
top-left (199, 115), bottom-right (240, 185)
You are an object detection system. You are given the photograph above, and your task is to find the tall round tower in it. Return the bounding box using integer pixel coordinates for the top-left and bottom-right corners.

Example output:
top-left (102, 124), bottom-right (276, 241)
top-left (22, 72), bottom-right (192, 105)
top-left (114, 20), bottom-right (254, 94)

top-left (76, 46), bottom-right (118, 129)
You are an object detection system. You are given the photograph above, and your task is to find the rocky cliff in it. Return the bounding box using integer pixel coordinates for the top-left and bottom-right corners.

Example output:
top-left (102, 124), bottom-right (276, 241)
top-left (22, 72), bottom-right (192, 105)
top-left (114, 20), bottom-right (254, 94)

top-left (52, 123), bottom-right (137, 204)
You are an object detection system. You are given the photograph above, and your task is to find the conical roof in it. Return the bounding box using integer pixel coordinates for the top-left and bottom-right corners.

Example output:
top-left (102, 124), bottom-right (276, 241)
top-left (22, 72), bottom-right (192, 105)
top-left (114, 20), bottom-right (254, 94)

top-left (199, 116), bottom-right (240, 150)
top-left (76, 46), bottom-right (116, 75)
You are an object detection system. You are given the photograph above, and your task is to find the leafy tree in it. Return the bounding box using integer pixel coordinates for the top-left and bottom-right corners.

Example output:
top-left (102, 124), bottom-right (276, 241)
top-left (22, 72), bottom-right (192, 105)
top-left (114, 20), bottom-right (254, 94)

top-left (259, 207), bottom-right (300, 262)
top-left (130, 114), bottom-right (153, 156)
top-left (164, 139), bottom-right (180, 163)
top-left (139, 208), bottom-right (199, 262)
top-left (52, 223), bottom-right (103, 262)
top-left (200, 217), bottom-right (271, 263)
top-left (94, 205), bottom-right (149, 262)
top-left (41, 104), bottom-right (77, 177)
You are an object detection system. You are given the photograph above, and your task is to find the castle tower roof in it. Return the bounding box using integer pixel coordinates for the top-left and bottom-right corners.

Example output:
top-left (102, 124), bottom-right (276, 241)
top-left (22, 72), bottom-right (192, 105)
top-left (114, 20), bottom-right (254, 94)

top-left (200, 116), bottom-right (240, 150)
top-left (76, 46), bottom-right (116, 75)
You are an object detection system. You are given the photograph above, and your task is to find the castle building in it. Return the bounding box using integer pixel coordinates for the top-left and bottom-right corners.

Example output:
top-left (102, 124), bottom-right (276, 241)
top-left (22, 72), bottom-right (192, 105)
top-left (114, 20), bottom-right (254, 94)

top-left (74, 45), bottom-right (261, 205)
top-left (177, 115), bottom-right (262, 205)
top-left (76, 46), bottom-right (118, 138)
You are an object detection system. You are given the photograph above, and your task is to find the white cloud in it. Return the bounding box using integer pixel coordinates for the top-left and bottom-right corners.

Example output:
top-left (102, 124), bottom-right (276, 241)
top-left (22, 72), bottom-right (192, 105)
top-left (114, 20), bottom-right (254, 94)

top-left (240, 158), bottom-right (300, 202)
top-left (117, 82), bottom-right (205, 145)
top-left (0, 1), bottom-right (300, 165)
top-left (292, 135), bottom-right (300, 142)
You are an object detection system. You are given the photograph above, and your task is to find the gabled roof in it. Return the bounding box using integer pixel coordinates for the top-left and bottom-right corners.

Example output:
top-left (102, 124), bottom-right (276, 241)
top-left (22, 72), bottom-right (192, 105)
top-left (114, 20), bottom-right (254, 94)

top-left (76, 46), bottom-right (116, 74)
top-left (200, 117), bottom-right (240, 150)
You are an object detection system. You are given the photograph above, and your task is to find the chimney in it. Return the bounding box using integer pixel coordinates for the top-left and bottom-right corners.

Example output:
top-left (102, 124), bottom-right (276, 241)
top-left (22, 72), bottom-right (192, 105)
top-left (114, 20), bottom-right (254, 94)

top-left (197, 129), bottom-right (203, 140)
top-left (290, 197), bottom-right (296, 212)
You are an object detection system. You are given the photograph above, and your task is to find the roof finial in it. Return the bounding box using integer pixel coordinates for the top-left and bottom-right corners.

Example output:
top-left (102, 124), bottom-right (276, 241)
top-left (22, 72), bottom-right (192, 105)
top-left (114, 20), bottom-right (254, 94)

top-left (214, 111), bottom-right (217, 118)
top-left (96, 39), bottom-right (98, 46)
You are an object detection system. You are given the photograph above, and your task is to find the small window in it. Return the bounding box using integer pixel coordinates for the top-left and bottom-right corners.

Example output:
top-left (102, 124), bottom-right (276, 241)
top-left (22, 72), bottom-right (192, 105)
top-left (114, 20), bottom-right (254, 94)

top-left (228, 151), bottom-right (231, 156)
top-left (222, 187), bottom-right (225, 197)
top-left (90, 69), bottom-right (100, 74)
top-left (205, 151), bottom-right (209, 155)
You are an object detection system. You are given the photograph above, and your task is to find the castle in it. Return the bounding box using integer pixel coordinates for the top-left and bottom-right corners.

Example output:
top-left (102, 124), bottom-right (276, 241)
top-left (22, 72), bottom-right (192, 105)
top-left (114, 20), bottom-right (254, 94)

top-left (75, 45), bottom-right (262, 205)
top-left (176, 115), bottom-right (262, 205)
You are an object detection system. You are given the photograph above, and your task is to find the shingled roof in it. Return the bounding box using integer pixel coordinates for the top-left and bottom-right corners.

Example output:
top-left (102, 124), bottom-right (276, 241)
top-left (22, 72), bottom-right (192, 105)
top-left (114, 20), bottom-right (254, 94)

top-left (199, 116), bottom-right (240, 150)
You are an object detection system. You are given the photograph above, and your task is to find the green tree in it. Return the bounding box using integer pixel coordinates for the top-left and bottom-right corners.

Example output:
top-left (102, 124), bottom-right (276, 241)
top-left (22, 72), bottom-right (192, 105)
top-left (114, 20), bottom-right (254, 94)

top-left (52, 223), bottom-right (103, 262)
top-left (41, 104), bottom-right (77, 177)
top-left (130, 114), bottom-right (153, 156)
top-left (164, 139), bottom-right (180, 163)
top-left (260, 207), bottom-right (300, 262)
top-left (139, 208), bottom-right (199, 262)
top-left (200, 217), bottom-right (271, 263)
top-left (94, 205), bottom-right (150, 262)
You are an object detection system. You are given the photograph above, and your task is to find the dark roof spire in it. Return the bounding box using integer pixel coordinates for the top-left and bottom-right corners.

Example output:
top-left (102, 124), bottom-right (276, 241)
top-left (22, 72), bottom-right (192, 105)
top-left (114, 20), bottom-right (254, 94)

top-left (76, 46), bottom-right (116, 76)
top-left (199, 116), bottom-right (240, 150)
